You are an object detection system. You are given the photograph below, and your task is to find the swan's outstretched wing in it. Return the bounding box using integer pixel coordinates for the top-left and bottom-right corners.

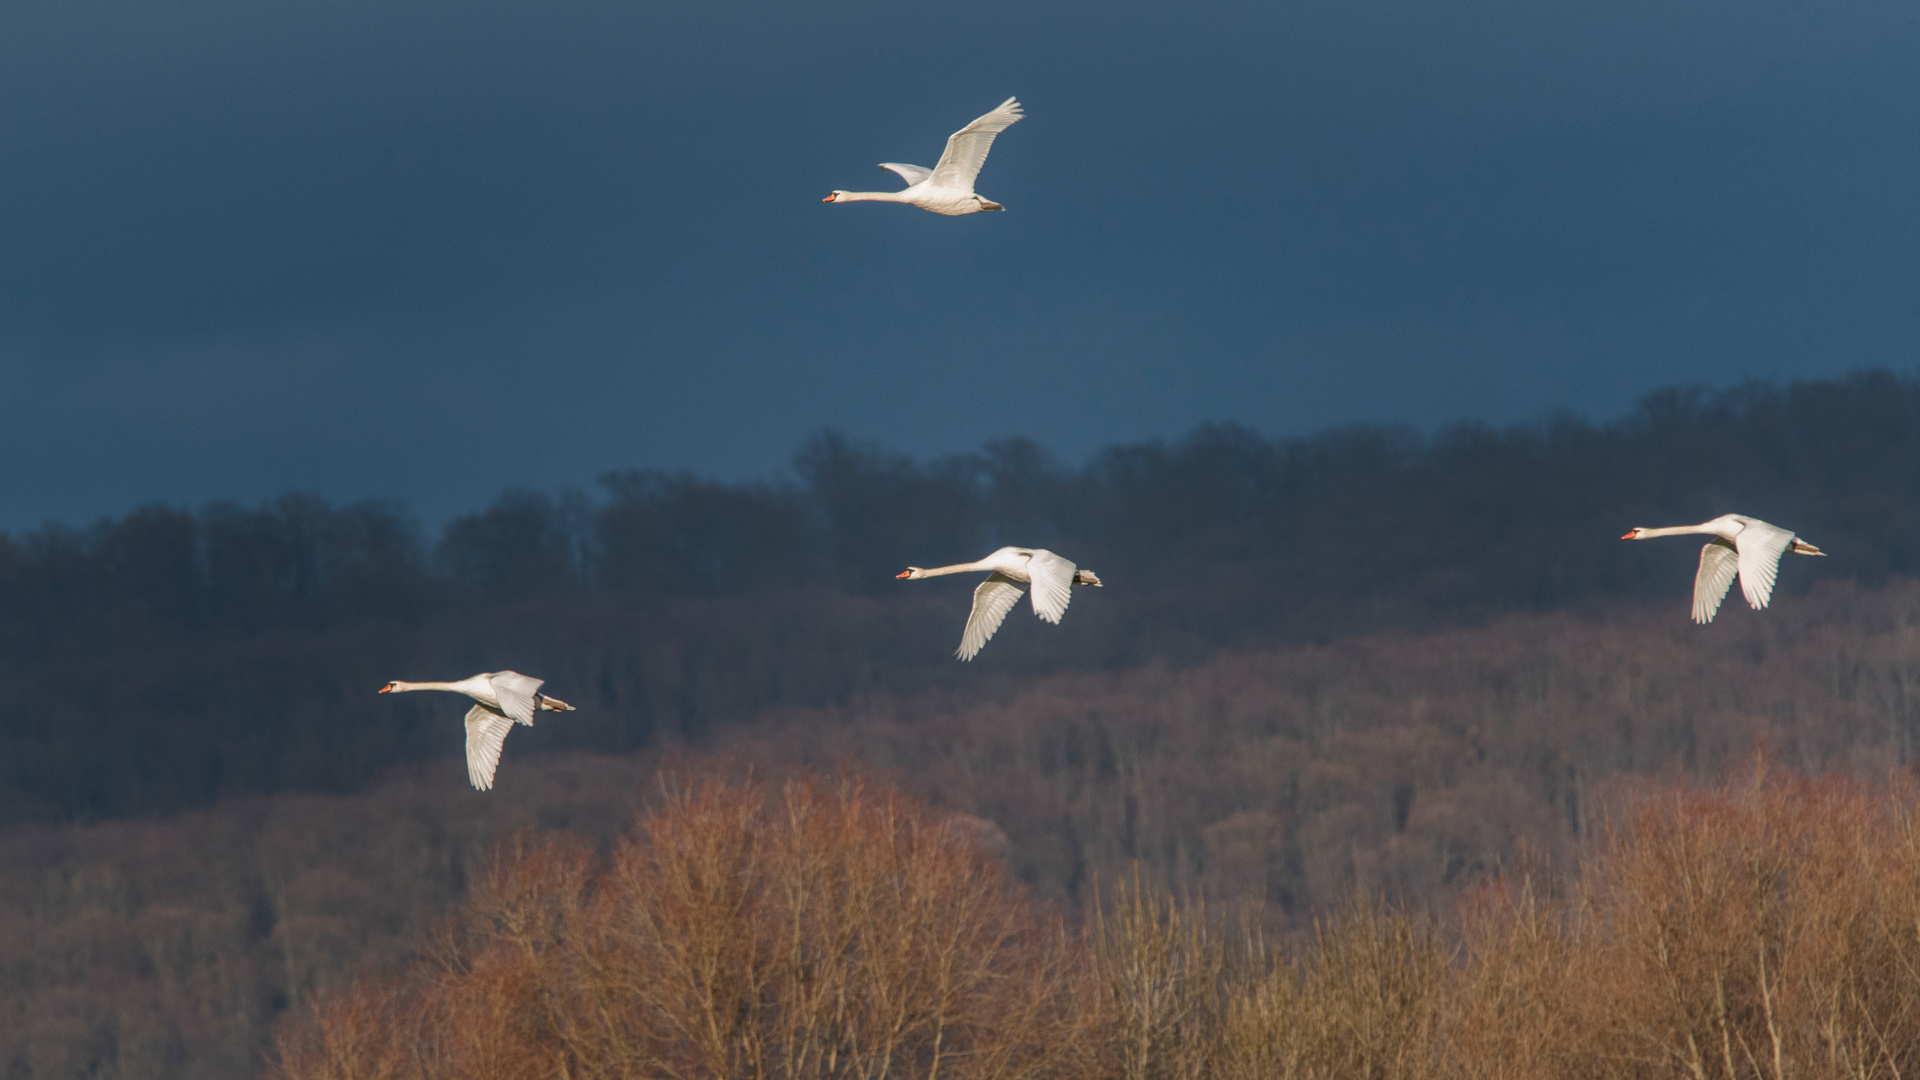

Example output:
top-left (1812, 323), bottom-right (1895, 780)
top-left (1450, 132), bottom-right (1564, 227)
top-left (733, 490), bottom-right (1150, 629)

top-left (464, 705), bottom-right (516, 791)
top-left (1693, 538), bottom-right (1740, 624)
top-left (1735, 521), bottom-right (1796, 611)
top-left (959, 572), bottom-right (1027, 661)
top-left (879, 162), bottom-right (933, 187)
top-left (486, 671), bottom-right (544, 726)
top-left (1024, 549), bottom-right (1076, 624)
top-left (930, 97), bottom-right (1023, 192)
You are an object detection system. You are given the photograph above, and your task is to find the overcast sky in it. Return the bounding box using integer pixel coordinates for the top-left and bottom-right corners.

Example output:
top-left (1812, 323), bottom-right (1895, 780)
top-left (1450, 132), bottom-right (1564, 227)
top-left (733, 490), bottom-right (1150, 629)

top-left (1, 0), bottom-right (1915, 530)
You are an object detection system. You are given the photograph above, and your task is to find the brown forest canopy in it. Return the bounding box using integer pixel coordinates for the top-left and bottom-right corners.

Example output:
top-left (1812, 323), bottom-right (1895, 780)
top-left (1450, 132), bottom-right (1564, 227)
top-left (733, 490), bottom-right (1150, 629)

top-left (267, 766), bottom-right (1920, 1080)
top-left (3, 369), bottom-right (1919, 822)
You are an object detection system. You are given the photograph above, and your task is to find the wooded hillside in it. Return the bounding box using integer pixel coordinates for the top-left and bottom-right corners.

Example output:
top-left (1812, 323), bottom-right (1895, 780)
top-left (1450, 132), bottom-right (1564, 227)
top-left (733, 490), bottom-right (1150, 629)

top-left (7, 577), bottom-right (1920, 1077)
top-left (8, 369), bottom-right (1920, 1077)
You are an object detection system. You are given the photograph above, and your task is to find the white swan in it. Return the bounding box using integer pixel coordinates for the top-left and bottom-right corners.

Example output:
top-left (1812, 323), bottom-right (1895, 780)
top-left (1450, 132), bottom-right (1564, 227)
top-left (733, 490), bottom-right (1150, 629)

top-left (378, 672), bottom-right (575, 790)
top-left (824, 97), bottom-right (1024, 216)
top-left (897, 546), bottom-right (1101, 659)
top-left (1621, 514), bottom-right (1825, 623)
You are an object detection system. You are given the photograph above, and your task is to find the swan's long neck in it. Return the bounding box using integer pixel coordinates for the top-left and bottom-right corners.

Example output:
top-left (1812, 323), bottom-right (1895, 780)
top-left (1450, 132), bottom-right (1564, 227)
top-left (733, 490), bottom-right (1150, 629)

top-left (914, 561), bottom-right (991, 578)
top-left (389, 680), bottom-right (463, 693)
top-left (833, 190), bottom-right (909, 203)
top-left (1635, 524), bottom-right (1722, 539)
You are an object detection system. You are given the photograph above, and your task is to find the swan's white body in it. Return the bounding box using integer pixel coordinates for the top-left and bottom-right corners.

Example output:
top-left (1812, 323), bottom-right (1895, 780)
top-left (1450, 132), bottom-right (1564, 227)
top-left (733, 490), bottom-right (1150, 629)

top-left (378, 671), bottom-right (575, 790)
top-left (1622, 514), bottom-right (1825, 623)
top-left (825, 97), bottom-right (1023, 216)
top-left (897, 546), bottom-right (1101, 660)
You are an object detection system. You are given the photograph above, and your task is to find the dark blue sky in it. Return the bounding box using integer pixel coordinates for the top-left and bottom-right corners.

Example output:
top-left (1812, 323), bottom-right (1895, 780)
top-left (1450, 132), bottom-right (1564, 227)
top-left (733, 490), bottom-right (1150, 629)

top-left (2, 0), bottom-right (1915, 530)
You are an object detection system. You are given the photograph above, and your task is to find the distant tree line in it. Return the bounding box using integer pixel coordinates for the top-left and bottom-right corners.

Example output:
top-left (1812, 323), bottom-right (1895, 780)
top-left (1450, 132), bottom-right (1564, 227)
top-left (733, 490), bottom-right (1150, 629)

top-left (2, 368), bottom-right (1919, 821)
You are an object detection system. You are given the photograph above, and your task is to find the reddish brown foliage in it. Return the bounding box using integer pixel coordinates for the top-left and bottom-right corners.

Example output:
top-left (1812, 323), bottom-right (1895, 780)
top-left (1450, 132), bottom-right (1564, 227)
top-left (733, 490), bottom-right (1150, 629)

top-left (1455, 766), bottom-right (1920, 1079)
top-left (269, 760), bottom-right (1920, 1080)
top-left (272, 773), bottom-right (1085, 1080)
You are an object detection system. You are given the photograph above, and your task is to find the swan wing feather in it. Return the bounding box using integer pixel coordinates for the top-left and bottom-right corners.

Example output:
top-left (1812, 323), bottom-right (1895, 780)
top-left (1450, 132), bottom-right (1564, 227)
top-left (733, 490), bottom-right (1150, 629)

top-left (879, 162), bottom-right (933, 187)
top-left (1735, 520), bottom-right (1795, 611)
top-left (486, 670), bottom-right (544, 726)
top-left (959, 572), bottom-right (1026, 661)
top-left (1693, 538), bottom-right (1739, 624)
top-left (1024, 549), bottom-right (1076, 624)
top-left (930, 97), bottom-right (1022, 192)
top-left (464, 704), bottom-right (516, 791)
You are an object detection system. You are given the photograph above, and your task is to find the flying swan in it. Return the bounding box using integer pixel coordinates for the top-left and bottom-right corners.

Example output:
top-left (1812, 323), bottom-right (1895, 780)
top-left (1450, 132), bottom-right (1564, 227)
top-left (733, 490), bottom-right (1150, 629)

top-left (897, 546), bottom-right (1101, 659)
top-left (378, 671), bottom-right (575, 790)
top-left (1621, 514), bottom-right (1824, 623)
top-left (824, 97), bottom-right (1024, 216)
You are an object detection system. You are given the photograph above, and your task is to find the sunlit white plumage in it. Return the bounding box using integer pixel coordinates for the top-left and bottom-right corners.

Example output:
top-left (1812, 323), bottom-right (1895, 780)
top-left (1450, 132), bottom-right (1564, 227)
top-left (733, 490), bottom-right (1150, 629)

top-left (897, 546), bottom-right (1101, 659)
top-left (824, 97), bottom-right (1024, 216)
top-left (377, 671), bottom-right (575, 790)
top-left (1621, 514), bottom-right (1825, 623)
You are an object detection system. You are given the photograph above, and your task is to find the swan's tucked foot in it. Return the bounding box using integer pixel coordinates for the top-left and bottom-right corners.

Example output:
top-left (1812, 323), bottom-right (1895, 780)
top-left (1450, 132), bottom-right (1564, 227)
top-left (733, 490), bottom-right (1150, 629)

top-left (1074, 569), bottom-right (1102, 586)
top-left (979, 200), bottom-right (1004, 211)
top-left (1792, 540), bottom-right (1826, 556)
top-left (535, 694), bottom-right (575, 712)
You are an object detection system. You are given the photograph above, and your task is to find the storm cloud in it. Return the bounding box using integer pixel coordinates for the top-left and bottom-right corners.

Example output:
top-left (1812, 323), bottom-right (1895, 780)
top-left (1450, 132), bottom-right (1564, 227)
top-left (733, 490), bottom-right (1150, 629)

top-left (0, 0), bottom-right (1914, 527)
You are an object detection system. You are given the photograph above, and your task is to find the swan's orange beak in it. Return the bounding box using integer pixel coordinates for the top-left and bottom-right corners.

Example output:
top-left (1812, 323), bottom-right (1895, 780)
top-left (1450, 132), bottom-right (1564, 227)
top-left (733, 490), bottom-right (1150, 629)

top-left (377, 684), bottom-right (393, 693)
top-left (896, 570), bottom-right (912, 579)
top-left (1620, 531), bottom-right (1637, 540)
top-left (823, 193), bottom-right (836, 202)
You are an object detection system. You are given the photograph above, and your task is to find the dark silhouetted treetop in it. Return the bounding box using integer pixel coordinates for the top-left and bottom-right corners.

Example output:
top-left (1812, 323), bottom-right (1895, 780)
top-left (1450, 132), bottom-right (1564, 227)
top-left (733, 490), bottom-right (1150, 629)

top-left (3, 369), bottom-right (1920, 821)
